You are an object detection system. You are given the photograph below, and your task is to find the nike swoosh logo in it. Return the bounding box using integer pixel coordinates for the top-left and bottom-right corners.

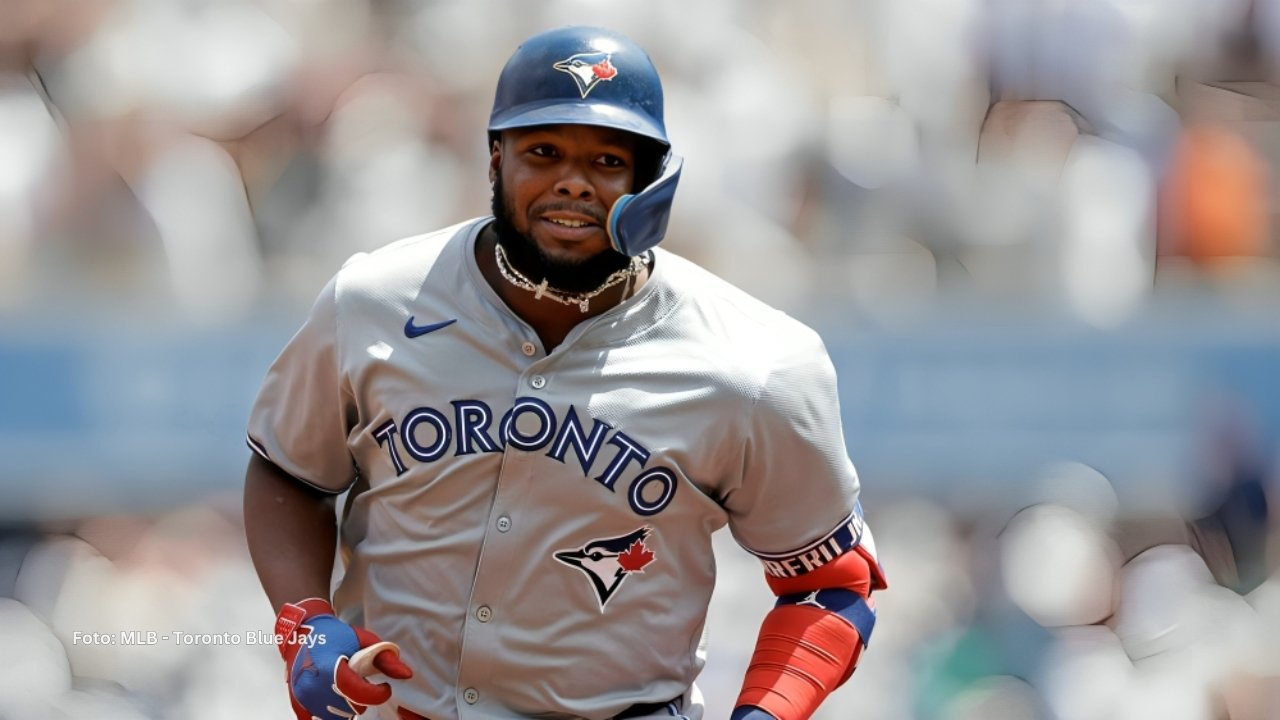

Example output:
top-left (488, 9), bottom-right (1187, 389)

top-left (404, 317), bottom-right (457, 338)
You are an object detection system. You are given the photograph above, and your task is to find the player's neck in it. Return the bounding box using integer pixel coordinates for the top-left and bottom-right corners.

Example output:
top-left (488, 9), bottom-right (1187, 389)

top-left (475, 226), bottom-right (650, 351)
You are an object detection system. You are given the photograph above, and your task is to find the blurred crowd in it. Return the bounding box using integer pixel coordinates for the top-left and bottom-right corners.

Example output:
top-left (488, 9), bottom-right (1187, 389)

top-left (2, 0), bottom-right (1280, 322)
top-left (2, 473), bottom-right (1277, 719)
top-left (4, 0), bottom-right (1280, 718)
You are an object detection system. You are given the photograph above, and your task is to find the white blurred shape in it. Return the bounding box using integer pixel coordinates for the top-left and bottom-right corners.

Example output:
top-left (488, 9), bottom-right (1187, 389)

top-left (148, 2), bottom-right (293, 117)
top-left (702, 28), bottom-right (817, 226)
top-left (174, 556), bottom-right (289, 720)
top-left (1001, 504), bottom-right (1119, 627)
top-left (1110, 544), bottom-right (1214, 662)
top-left (52, 9), bottom-right (142, 119)
top-left (1111, 664), bottom-right (1215, 720)
top-left (1112, 573), bottom-right (1262, 720)
top-left (0, 78), bottom-right (63, 304)
top-left (877, 0), bottom-right (984, 129)
top-left (1193, 581), bottom-right (1272, 679)
top-left (178, 644), bottom-right (295, 720)
top-left (0, 598), bottom-right (72, 714)
top-left (125, 1), bottom-right (294, 131)
top-left (828, 96), bottom-right (919, 190)
top-left (55, 0), bottom-right (296, 133)
top-left (1247, 575), bottom-right (1280, 674)
top-left (1105, 0), bottom-right (1249, 92)
top-left (50, 689), bottom-right (149, 720)
top-left (0, 84), bottom-right (61, 198)
top-left (13, 536), bottom-right (101, 624)
top-left (1059, 136), bottom-right (1153, 328)
top-left (959, 165), bottom-right (1038, 250)
top-left (410, 0), bottom-right (516, 92)
top-left (103, 566), bottom-right (203, 694)
top-left (708, 31), bottom-right (814, 167)
top-left (324, 84), bottom-right (463, 251)
top-left (1096, 0), bottom-right (1188, 97)
top-left (135, 135), bottom-right (263, 320)
top-left (12, 536), bottom-right (122, 680)
top-left (1041, 624), bottom-right (1132, 720)
top-left (112, 507), bottom-right (251, 695)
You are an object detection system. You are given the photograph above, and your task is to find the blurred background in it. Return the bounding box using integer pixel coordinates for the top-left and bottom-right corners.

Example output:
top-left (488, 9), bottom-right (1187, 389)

top-left (2, 0), bottom-right (1280, 718)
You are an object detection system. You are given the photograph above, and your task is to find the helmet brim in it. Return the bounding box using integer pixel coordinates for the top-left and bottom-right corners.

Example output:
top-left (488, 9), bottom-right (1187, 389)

top-left (488, 100), bottom-right (668, 147)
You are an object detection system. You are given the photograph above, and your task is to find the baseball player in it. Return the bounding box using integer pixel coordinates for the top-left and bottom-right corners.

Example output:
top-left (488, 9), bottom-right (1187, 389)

top-left (243, 26), bottom-right (886, 720)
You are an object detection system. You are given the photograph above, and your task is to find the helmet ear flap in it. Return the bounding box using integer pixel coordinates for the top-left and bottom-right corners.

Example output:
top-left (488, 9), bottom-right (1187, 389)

top-left (608, 152), bottom-right (682, 257)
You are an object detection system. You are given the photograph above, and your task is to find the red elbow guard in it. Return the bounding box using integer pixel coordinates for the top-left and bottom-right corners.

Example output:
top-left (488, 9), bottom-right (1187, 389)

top-left (737, 548), bottom-right (882, 720)
top-left (736, 604), bottom-right (866, 720)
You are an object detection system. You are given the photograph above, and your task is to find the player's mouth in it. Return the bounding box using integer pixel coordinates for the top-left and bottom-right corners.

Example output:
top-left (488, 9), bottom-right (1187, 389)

top-left (538, 212), bottom-right (603, 242)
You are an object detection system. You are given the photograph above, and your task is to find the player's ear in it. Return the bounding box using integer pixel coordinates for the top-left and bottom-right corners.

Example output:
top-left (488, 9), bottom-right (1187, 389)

top-left (488, 136), bottom-right (502, 184)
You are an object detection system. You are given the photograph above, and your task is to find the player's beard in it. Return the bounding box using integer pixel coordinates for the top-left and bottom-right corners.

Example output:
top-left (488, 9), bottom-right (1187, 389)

top-left (490, 175), bottom-right (632, 294)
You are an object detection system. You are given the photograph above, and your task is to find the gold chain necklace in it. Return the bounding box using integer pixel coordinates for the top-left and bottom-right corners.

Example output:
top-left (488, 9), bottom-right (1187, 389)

top-left (494, 243), bottom-right (648, 313)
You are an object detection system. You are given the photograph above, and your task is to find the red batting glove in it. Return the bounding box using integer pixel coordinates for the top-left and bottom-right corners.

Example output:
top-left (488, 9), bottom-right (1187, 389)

top-left (275, 598), bottom-right (414, 720)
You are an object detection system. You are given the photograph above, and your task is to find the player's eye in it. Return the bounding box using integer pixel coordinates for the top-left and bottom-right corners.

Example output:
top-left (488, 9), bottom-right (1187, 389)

top-left (597, 154), bottom-right (628, 169)
top-left (528, 145), bottom-right (559, 158)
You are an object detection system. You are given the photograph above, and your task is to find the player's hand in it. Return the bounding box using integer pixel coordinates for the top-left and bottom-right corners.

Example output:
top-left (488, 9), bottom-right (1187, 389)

top-left (276, 598), bottom-right (414, 720)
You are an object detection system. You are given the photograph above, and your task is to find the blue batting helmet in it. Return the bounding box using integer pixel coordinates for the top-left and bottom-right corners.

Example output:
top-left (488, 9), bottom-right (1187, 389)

top-left (489, 26), bottom-right (682, 256)
top-left (489, 26), bottom-right (667, 146)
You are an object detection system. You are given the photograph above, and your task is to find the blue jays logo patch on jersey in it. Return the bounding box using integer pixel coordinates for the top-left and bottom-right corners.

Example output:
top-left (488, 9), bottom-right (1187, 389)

top-left (554, 527), bottom-right (655, 610)
top-left (553, 51), bottom-right (618, 98)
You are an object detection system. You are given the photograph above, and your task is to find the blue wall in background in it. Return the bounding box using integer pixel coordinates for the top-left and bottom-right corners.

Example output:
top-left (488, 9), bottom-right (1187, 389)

top-left (3, 304), bottom-right (1278, 520)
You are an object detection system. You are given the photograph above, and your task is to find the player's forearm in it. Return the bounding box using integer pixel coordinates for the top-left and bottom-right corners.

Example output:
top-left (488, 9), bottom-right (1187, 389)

top-left (736, 546), bottom-right (882, 719)
top-left (243, 453), bottom-right (338, 610)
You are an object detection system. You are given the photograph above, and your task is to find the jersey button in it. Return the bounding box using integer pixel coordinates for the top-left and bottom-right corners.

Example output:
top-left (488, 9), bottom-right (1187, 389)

top-left (521, 342), bottom-right (536, 357)
top-left (476, 605), bottom-right (492, 623)
top-left (530, 375), bottom-right (546, 389)
top-left (496, 516), bottom-right (512, 532)
top-left (463, 688), bottom-right (479, 705)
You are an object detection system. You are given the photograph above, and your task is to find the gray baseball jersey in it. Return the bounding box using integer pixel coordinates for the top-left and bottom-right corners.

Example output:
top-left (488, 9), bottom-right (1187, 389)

top-left (247, 217), bottom-right (877, 720)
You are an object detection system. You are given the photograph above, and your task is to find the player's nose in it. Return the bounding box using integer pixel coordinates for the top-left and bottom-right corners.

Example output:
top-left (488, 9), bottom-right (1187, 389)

top-left (553, 163), bottom-right (595, 199)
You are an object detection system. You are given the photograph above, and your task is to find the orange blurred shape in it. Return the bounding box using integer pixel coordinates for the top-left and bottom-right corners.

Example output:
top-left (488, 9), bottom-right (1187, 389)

top-left (1160, 124), bottom-right (1270, 264)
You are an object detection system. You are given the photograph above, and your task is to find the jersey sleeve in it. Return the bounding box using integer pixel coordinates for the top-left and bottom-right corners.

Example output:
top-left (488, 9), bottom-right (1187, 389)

top-left (724, 329), bottom-right (882, 584)
top-left (246, 274), bottom-right (358, 493)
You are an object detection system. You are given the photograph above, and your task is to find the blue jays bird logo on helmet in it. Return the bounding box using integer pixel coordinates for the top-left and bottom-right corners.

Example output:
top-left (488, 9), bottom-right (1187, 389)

top-left (553, 51), bottom-right (619, 98)
top-left (554, 527), bottom-right (655, 610)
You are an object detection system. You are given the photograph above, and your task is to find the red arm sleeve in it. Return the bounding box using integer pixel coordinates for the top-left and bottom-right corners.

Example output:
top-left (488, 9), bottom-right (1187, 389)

top-left (735, 549), bottom-right (882, 720)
